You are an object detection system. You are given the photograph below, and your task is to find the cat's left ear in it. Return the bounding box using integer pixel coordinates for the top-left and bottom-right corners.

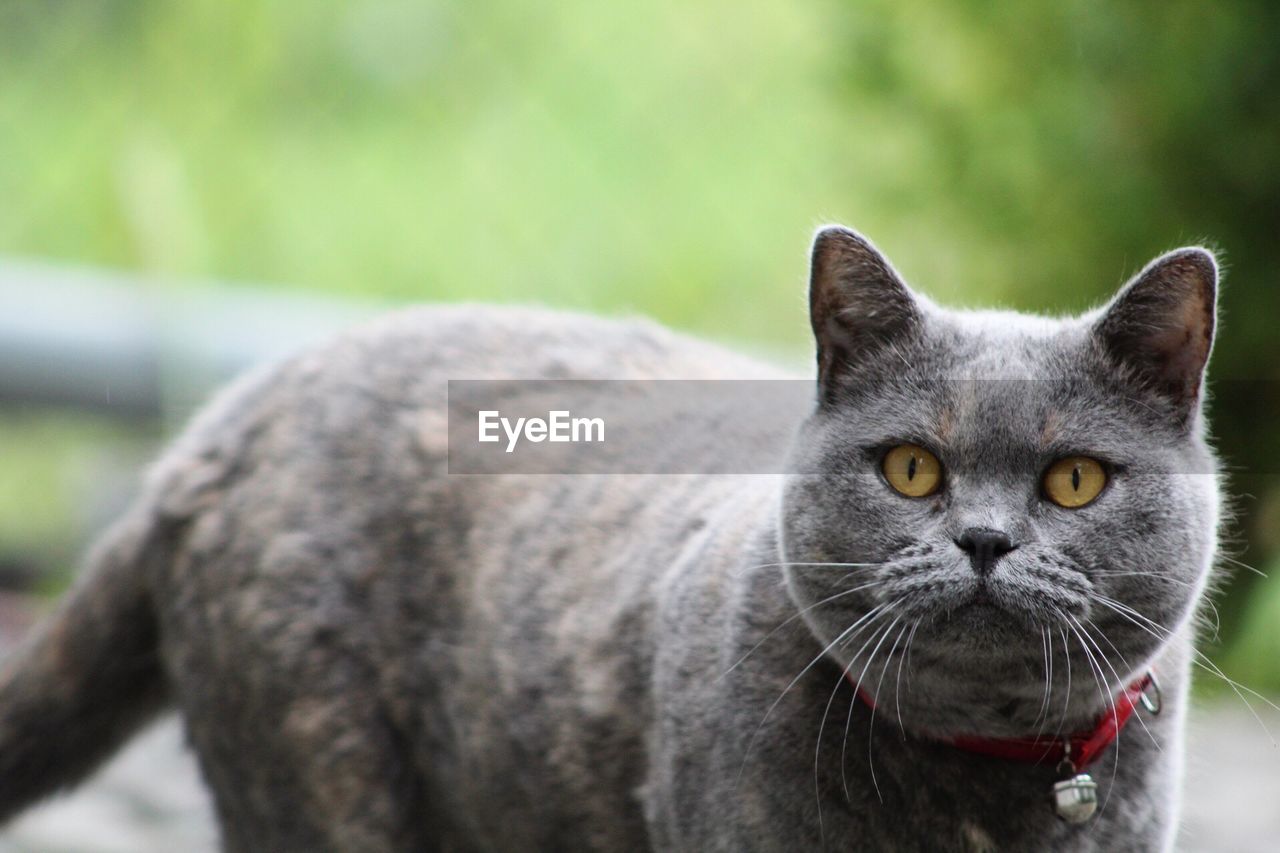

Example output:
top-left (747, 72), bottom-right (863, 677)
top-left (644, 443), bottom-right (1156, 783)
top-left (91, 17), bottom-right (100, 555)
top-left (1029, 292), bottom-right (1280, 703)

top-left (1093, 247), bottom-right (1218, 423)
top-left (809, 225), bottom-right (923, 400)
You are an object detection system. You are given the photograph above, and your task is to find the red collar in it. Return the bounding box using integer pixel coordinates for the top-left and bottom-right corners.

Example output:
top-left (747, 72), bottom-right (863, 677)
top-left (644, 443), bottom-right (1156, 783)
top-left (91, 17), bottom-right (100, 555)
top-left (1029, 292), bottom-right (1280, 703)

top-left (852, 672), bottom-right (1158, 769)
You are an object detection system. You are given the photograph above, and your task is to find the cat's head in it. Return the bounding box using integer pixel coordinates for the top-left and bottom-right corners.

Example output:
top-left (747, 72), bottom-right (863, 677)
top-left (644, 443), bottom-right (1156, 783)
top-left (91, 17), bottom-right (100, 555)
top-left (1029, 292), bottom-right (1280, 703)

top-left (780, 225), bottom-right (1220, 737)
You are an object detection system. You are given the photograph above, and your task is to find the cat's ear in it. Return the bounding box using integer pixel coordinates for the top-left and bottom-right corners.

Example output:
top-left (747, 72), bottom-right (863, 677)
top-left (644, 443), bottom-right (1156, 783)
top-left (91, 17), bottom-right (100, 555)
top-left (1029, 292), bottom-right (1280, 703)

top-left (809, 225), bottom-right (922, 398)
top-left (1093, 247), bottom-right (1218, 423)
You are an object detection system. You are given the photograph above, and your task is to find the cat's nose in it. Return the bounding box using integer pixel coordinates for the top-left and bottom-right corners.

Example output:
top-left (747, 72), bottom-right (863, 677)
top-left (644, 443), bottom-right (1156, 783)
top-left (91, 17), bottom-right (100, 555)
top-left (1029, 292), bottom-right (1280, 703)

top-left (955, 527), bottom-right (1017, 576)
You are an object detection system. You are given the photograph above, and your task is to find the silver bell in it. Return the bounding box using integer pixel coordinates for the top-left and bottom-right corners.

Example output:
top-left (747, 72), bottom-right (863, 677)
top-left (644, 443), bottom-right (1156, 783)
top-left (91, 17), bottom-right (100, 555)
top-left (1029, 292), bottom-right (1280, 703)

top-left (1052, 773), bottom-right (1098, 823)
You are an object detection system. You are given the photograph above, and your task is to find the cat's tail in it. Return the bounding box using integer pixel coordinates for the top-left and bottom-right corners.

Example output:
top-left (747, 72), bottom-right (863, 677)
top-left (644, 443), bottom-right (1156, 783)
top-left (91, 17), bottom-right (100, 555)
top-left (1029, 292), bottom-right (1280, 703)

top-left (0, 505), bottom-right (168, 822)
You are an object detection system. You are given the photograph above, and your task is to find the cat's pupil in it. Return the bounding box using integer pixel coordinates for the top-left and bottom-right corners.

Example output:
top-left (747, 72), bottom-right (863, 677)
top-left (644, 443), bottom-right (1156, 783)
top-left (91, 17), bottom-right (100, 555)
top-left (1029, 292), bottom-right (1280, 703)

top-left (907, 455), bottom-right (917, 480)
top-left (1072, 466), bottom-right (1081, 491)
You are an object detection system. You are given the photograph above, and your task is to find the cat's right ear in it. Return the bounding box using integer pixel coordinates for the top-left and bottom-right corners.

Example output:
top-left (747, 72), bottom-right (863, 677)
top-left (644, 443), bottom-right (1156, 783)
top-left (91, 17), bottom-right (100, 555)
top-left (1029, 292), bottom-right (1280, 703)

top-left (1092, 246), bottom-right (1218, 426)
top-left (809, 225), bottom-right (922, 400)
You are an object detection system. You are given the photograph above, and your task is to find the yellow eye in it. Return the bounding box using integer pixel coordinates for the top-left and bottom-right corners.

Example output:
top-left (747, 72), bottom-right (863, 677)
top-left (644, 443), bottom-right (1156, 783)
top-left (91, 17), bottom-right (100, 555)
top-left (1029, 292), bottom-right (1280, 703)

top-left (1043, 456), bottom-right (1107, 508)
top-left (882, 444), bottom-right (942, 498)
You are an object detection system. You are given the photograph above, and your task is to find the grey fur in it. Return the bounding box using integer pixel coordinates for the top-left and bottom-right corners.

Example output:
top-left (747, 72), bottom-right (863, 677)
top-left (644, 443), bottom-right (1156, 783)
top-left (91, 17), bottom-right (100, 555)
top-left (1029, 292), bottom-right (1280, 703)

top-left (0, 226), bottom-right (1219, 851)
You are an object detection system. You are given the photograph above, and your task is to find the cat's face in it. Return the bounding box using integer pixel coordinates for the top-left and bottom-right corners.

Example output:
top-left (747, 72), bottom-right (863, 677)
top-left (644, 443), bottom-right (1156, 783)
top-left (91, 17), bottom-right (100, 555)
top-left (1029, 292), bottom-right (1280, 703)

top-left (780, 227), bottom-right (1219, 736)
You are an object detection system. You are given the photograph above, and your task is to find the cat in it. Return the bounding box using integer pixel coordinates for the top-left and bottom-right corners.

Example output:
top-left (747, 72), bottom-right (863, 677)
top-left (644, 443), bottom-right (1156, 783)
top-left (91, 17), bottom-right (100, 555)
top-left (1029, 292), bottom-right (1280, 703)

top-left (0, 226), bottom-right (1219, 851)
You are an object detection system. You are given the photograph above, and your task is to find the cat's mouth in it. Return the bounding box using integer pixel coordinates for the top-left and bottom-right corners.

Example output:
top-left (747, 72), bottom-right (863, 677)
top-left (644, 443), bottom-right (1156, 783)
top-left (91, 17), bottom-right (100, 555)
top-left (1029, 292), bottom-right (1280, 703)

top-left (938, 582), bottom-right (1042, 637)
top-left (927, 567), bottom-right (1089, 628)
top-left (956, 593), bottom-right (1020, 622)
top-left (969, 585), bottom-right (996, 606)
top-left (885, 582), bottom-right (1039, 633)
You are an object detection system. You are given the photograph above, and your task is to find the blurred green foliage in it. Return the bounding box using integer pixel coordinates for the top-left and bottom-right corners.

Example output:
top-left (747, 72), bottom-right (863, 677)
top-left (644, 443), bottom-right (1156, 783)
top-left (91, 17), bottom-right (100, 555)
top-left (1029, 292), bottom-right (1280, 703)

top-left (0, 1), bottom-right (1277, 692)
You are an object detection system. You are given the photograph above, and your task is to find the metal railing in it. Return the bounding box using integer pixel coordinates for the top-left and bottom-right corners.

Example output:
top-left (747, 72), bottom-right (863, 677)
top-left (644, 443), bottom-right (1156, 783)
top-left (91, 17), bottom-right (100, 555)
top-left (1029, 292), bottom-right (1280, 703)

top-left (0, 258), bottom-right (380, 422)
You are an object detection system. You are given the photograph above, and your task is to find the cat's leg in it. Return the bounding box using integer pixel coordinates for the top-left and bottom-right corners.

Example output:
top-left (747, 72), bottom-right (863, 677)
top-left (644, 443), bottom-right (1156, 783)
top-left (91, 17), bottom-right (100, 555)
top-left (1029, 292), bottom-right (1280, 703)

top-left (178, 650), bottom-right (434, 853)
top-left (160, 530), bottom-right (435, 851)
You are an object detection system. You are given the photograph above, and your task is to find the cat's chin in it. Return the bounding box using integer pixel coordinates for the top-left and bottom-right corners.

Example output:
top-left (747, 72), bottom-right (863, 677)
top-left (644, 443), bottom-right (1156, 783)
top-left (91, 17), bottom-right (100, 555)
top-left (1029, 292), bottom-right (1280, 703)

top-left (927, 597), bottom-right (1037, 649)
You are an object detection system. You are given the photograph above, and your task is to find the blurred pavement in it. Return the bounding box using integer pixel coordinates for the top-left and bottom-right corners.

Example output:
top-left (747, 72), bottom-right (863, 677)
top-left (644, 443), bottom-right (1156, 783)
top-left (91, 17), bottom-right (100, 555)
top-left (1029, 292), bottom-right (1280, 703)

top-left (1179, 704), bottom-right (1280, 852)
top-left (0, 718), bottom-right (216, 853)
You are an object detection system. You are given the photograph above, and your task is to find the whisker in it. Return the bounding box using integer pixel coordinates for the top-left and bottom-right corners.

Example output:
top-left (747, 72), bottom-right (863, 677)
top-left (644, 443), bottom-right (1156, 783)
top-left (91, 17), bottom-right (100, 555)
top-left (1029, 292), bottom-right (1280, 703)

top-left (1044, 626), bottom-right (1055, 735)
top-left (1054, 624), bottom-right (1073, 741)
top-left (1064, 612), bottom-right (1117, 730)
top-left (814, 663), bottom-right (853, 846)
top-left (865, 619), bottom-right (910, 804)
top-left (1099, 571), bottom-right (1198, 587)
top-left (1083, 617), bottom-right (1160, 751)
top-left (1063, 612), bottom-right (1121, 823)
top-left (719, 579), bottom-right (880, 680)
top-left (1093, 594), bottom-right (1279, 711)
top-left (1220, 555), bottom-right (1268, 579)
top-left (811, 604), bottom-right (901, 832)
top-left (1091, 595), bottom-right (1280, 745)
top-left (1033, 626), bottom-right (1051, 731)
top-left (737, 601), bottom-right (895, 787)
top-left (1032, 624), bottom-right (1055, 740)
top-left (894, 619), bottom-right (921, 738)
top-left (1095, 573), bottom-right (1224, 641)
top-left (834, 617), bottom-right (902, 798)
top-left (840, 615), bottom-right (902, 802)
top-left (734, 560), bottom-right (884, 576)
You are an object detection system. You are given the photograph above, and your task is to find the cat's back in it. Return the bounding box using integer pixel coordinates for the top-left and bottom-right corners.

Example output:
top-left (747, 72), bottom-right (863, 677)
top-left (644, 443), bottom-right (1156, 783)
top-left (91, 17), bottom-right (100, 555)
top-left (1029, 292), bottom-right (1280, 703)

top-left (144, 303), bottom-right (788, 551)
top-left (133, 304), bottom-right (784, 850)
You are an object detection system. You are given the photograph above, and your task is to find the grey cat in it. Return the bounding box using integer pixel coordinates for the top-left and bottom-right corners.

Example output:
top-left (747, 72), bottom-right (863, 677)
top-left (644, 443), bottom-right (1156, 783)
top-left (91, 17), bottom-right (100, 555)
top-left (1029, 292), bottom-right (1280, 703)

top-left (0, 226), bottom-right (1219, 851)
